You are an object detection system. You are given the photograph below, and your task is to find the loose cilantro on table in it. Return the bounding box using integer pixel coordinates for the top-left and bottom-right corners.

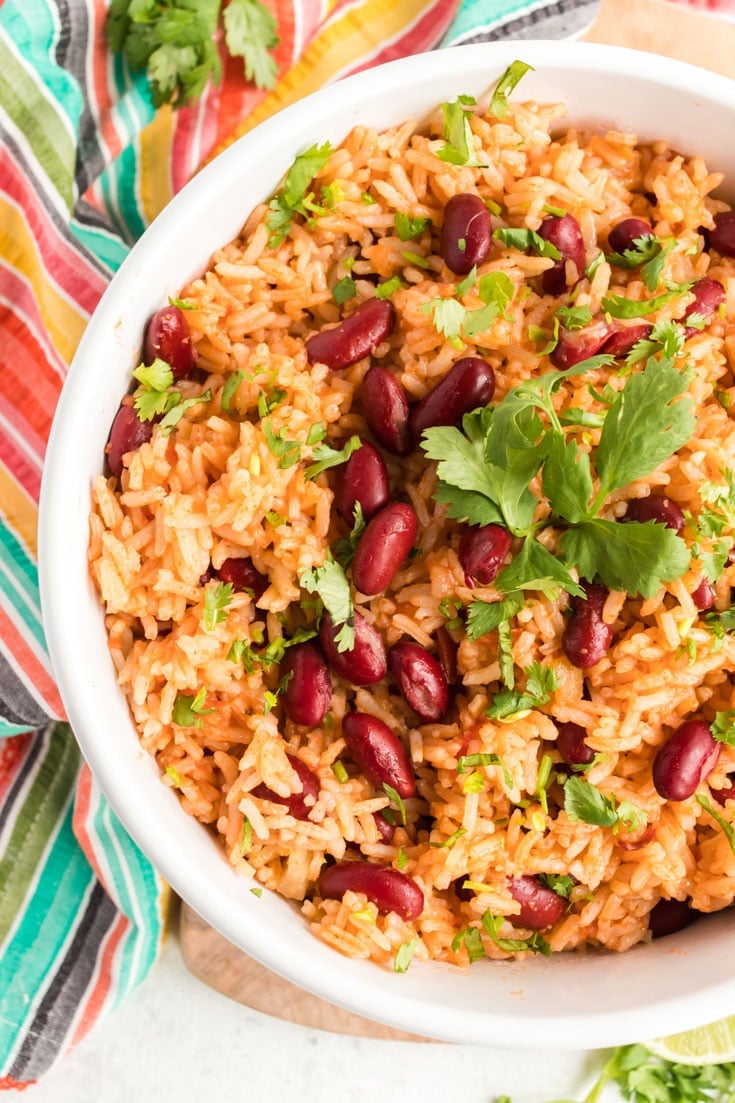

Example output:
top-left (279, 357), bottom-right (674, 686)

top-left (105, 0), bottom-right (279, 109)
top-left (564, 776), bottom-right (647, 834)
top-left (266, 142), bottom-right (334, 247)
top-left (487, 60), bottom-right (534, 119)
top-left (436, 95), bottom-right (487, 167)
top-left (299, 559), bottom-right (354, 651)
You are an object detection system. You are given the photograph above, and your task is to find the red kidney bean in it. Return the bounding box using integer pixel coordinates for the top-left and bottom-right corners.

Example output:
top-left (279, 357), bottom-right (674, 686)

top-left (334, 438), bottom-right (389, 523)
top-left (342, 711), bottom-right (415, 798)
top-left (600, 323), bottom-right (653, 359)
top-left (648, 897), bottom-right (695, 939)
top-left (508, 875), bottom-right (566, 930)
top-left (624, 494), bottom-right (685, 534)
top-left (710, 211), bottom-right (735, 258)
top-left (653, 719), bottom-right (721, 801)
top-left (562, 581), bottom-right (614, 670)
top-left (352, 502), bottom-right (418, 596)
top-left (691, 578), bottom-right (716, 611)
top-left (607, 218), bottom-right (654, 256)
top-left (319, 611), bottom-right (387, 686)
top-left (440, 193), bottom-right (492, 275)
top-left (360, 366), bottom-right (412, 456)
top-left (453, 876), bottom-right (474, 903)
top-left (436, 626), bottom-right (459, 685)
top-left (458, 524), bottom-right (512, 588)
top-left (538, 214), bottom-right (586, 295)
top-left (388, 641), bottom-right (449, 722)
top-left (411, 357), bottom-right (495, 441)
top-left (550, 321), bottom-right (611, 369)
top-left (107, 403), bottom-right (153, 478)
top-left (555, 721), bottom-right (595, 767)
top-left (144, 305), bottom-right (195, 380)
top-left (683, 276), bottom-right (726, 336)
top-left (713, 778), bottom-right (735, 806)
top-left (251, 754), bottom-right (320, 820)
top-left (306, 299), bottom-right (396, 370)
top-left (373, 812), bottom-right (395, 844)
top-left (216, 557), bottom-right (268, 599)
top-left (318, 861), bottom-right (424, 919)
top-left (279, 642), bottom-right (332, 727)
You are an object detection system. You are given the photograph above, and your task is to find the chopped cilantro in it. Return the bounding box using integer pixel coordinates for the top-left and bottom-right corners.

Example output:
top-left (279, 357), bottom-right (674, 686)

top-left (266, 142), bottom-right (334, 247)
top-left (451, 926), bottom-right (486, 963)
top-left (304, 435), bottom-right (361, 480)
top-left (332, 760), bottom-right (349, 783)
top-left (394, 938), bottom-right (420, 973)
top-left (240, 816), bottom-right (253, 854)
top-left (221, 370), bottom-right (244, 412)
top-left (203, 582), bottom-right (233, 631)
top-left (556, 304), bottom-right (592, 330)
top-left (396, 847), bottom-right (408, 870)
top-left (481, 912), bottom-right (552, 955)
top-left (486, 662), bottom-right (559, 720)
top-left (436, 95), bottom-right (486, 168)
top-left (462, 772), bottom-right (485, 795)
top-left (262, 418), bottom-right (301, 468)
top-left (564, 776), bottom-right (647, 835)
top-left (429, 827), bottom-right (467, 849)
top-left (697, 793), bottom-right (735, 855)
top-left (712, 711), bottom-right (735, 746)
top-left (602, 280), bottom-right (693, 319)
top-left (538, 873), bottom-right (575, 899)
top-left (375, 276), bottom-right (404, 300)
top-left (383, 782), bottom-right (407, 827)
top-left (158, 389), bottom-right (212, 435)
top-left (299, 559), bottom-right (354, 651)
top-left (332, 276), bottom-right (356, 305)
top-left (172, 687), bottom-right (215, 728)
top-left (492, 226), bottom-right (561, 261)
top-left (394, 213), bottom-right (431, 240)
top-left (487, 60), bottom-right (534, 119)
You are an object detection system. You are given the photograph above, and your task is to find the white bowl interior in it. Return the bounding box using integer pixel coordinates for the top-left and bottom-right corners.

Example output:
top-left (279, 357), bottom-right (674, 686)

top-left (39, 41), bottom-right (735, 1048)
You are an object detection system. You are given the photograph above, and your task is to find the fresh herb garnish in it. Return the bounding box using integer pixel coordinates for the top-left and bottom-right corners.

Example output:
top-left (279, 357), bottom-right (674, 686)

top-left (436, 95), bottom-right (486, 168)
top-left (304, 435), bottom-right (362, 480)
top-left (332, 502), bottom-right (366, 570)
top-left (221, 370), bottom-right (244, 412)
top-left (132, 358), bottom-right (176, 420)
top-left (451, 926), bottom-right (486, 964)
top-left (332, 276), bottom-right (357, 305)
top-left (105, 0), bottom-right (279, 109)
top-left (429, 827), bottom-right (467, 849)
top-left (383, 783), bottom-right (407, 827)
top-left (262, 419), bottom-right (301, 468)
top-left (375, 276), bottom-right (404, 300)
top-left (625, 318), bottom-right (685, 366)
top-left (240, 817), bottom-right (254, 855)
top-left (486, 662), bottom-right (559, 720)
top-left (697, 793), bottom-right (735, 855)
top-left (172, 687), bottom-right (215, 728)
top-left (492, 226), bottom-right (561, 261)
top-left (712, 711), bottom-right (735, 746)
top-left (607, 234), bottom-right (675, 291)
top-left (466, 596), bottom-right (524, 640)
top-left (395, 213), bottom-right (431, 240)
top-left (602, 280), bottom-right (693, 319)
top-left (457, 753), bottom-right (513, 788)
top-left (481, 912), bottom-right (552, 956)
top-left (266, 142), bottom-right (334, 247)
top-left (538, 873), bottom-right (575, 899)
top-left (564, 776), bottom-right (647, 833)
top-left (203, 582), bottom-right (233, 631)
top-left (556, 304), bottom-right (592, 330)
top-left (332, 760), bottom-right (349, 783)
top-left (487, 60), bottom-right (534, 119)
top-left (394, 938), bottom-right (420, 973)
top-left (158, 389), bottom-right (212, 435)
top-left (496, 619), bottom-right (515, 690)
top-left (299, 559), bottom-right (354, 651)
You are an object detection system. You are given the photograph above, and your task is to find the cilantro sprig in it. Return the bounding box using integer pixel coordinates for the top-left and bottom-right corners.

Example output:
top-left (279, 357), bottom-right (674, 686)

top-left (299, 559), bottom-right (354, 651)
top-left (487, 60), bottom-right (534, 119)
top-left (266, 142), bottom-right (334, 247)
top-left (564, 776), bottom-right (647, 834)
top-left (436, 95), bottom-right (487, 168)
top-left (105, 0), bottom-right (280, 109)
top-left (486, 662), bottom-right (559, 721)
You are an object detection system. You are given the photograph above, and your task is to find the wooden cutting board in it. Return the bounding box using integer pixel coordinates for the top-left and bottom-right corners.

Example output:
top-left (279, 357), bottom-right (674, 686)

top-left (179, 0), bottom-right (735, 1035)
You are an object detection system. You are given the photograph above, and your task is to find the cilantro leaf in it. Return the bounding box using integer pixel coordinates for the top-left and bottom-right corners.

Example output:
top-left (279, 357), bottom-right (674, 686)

top-left (492, 226), bottom-right (561, 261)
top-left (478, 271), bottom-right (514, 314)
top-left (606, 232), bottom-right (659, 271)
top-left (538, 873), bottom-right (575, 899)
top-left (299, 559), bottom-right (354, 651)
top-left (262, 418), bottom-right (301, 468)
top-left (375, 276), bottom-right (404, 301)
top-left (332, 276), bottom-right (356, 305)
top-left (266, 142), bottom-right (334, 246)
top-left (562, 518), bottom-right (691, 598)
top-left (221, 370), bottom-right (244, 412)
top-left (466, 595), bottom-right (524, 641)
top-left (481, 912), bottom-right (552, 955)
top-left (626, 318), bottom-right (685, 366)
top-left (419, 297), bottom-right (466, 345)
top-left (541, 432), bottom-right (593, 524)
top-left (429, 827), bottom-right (467, 849)
top-left (556, 304), bottom-right (592, 331)
top-left (394, 213), bottom-right (431, 241)
top-left (433, 484), bottom-right (504, 527)
top-left (487, 59), bottom-right (534, 119)
top-left (451, 927), bottom-right (486, 963)
top-left (563, 776), bottom-right (618, 826)
top-left (421, 426), bottom-right (499, 503)
top-left (133, 357), bottom-right (174, 392)
top-left (594, 355), bottom-right (695, 501)
top-left (494, 538), bottom-right (584, 600)
top-left (394, 938), bottom-right (420, 973)
top-left (602, 280), bottom-right (693, 319)
top-left (172, 687), bottom-right (215, 728)
top-left (497, 619), bottom-right (514, 690)
top-left (332, 501), bottom-right (366, 570)
top-left (203, 581), bottom-right (233, 631)
top-left (436, 96), bottom-right (486, 168)
top-left (383, 783), bottom-right (407, 827)
top-left (223, 0), bottom-right (280, 91)
top-left (712, 711), bottom-right (735, 746)
top-left (304, 435), bottom-right (361, 480)
top-left (158, 388), bottom-right (211, 435)
top-left (697, 793), bottom-right (735, 856)
top-left (486, 662), bottom-right (559, 720)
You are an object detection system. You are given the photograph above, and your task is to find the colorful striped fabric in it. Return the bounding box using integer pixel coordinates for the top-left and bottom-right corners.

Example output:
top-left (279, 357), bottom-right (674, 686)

top-left (0, 0), bottom-right (599, 1084)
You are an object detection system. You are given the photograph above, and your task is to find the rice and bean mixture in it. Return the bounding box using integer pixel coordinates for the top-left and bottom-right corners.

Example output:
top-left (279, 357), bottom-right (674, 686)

top-left (89, 63), bottom-right (735, 969)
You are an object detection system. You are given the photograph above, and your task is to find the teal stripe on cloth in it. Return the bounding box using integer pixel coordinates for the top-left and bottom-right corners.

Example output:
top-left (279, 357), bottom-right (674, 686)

top-left (0, 528), bottom-right (45, 652)
top-left (70, 215), bottom-right (129, 275)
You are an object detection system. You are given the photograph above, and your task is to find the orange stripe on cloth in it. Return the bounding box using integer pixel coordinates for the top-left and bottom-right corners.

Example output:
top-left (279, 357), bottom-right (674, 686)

top-left (0, 198), bottom-right (87, 366)
top-left (0, 604), bottom-right (65, 720)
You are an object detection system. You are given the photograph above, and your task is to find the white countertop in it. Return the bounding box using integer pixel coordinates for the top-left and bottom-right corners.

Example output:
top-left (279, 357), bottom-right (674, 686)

top-left (22, 936), bottom-right (622, 1103)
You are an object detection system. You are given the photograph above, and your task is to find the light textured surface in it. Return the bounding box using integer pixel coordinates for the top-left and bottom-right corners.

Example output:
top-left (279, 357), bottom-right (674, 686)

top-left (19, 936), bottom-right (608, 1103)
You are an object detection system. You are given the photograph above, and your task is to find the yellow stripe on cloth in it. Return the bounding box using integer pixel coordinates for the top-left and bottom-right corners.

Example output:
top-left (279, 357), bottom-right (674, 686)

top-left (222, 0), bottom-right (437, 148)
top-left (0, 462), bottom-right (38, 559)
top-left (138, 107), bottom-right (175, 225)
top-left (0, 197), bottom-right (87, 366)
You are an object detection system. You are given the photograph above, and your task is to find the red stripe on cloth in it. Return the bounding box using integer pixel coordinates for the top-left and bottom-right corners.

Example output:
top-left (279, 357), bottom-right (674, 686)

top-left (0, 151), bottom-right (106, 314)
top-left (71, 767), bottom-right (107, 890)
top-left (0, 732), bottom-right (34, 803)
top-left (0, 310), bottom-right (65, 464)
top-left (0, 608), bottom-right (65, 720)
top-left (69, 912), bottom-right (130, 1050)
top-left (0, 1076), bottom-right (36, 1091)
top-left (347, 0), bottom-right (459, 75)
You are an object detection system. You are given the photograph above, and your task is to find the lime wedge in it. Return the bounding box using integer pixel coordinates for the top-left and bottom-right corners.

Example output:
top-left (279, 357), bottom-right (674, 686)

top-left (646, 1016), bottom-right (735, 1066)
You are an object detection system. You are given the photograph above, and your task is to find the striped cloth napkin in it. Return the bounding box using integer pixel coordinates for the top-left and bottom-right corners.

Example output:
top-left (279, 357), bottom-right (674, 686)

top-left (0, 0), bottom-right (599, 1086)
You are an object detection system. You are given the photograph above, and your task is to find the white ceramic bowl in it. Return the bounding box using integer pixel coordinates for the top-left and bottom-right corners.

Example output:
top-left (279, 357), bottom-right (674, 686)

top-left (40, 41), bottom-right (735, 1048)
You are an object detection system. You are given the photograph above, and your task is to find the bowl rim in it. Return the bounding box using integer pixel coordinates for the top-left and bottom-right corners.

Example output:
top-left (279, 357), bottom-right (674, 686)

top-left (39, 39), bottom-right (735, 1048)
